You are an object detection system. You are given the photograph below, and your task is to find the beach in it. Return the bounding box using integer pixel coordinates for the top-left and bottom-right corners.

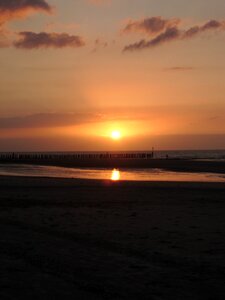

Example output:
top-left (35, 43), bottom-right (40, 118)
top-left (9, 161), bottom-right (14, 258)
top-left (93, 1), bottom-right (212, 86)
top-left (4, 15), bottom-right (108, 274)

top-left (0, 176), bottom-right (225, 299)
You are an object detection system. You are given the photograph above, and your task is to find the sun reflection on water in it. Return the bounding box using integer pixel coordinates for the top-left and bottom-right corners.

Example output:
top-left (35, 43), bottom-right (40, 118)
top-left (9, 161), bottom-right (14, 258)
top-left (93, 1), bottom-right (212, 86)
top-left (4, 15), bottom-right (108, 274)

top-left (111, 169), bottom-right (120, 181)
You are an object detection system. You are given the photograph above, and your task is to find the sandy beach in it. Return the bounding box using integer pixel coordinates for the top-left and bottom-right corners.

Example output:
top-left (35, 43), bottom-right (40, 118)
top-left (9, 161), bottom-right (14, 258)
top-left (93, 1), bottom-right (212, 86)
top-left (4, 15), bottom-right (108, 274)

top-left (0, 176), bottom-right (225, 299)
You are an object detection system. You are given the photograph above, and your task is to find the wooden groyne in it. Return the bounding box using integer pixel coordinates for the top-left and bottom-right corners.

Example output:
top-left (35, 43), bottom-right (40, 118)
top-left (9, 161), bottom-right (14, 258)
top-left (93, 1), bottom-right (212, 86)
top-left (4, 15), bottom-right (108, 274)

top-left (1, 151), bottom-right (225, 173)
top-left (0, 151), bottom-right (154, 169)
top-left (0, 151), bottom-right (154, 162)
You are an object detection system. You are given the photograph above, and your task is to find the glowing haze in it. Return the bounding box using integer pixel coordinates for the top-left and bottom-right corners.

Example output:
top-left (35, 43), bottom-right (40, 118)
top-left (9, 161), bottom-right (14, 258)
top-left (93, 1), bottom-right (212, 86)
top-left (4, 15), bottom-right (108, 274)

top-left (0, 0), bottom-right (225, 151)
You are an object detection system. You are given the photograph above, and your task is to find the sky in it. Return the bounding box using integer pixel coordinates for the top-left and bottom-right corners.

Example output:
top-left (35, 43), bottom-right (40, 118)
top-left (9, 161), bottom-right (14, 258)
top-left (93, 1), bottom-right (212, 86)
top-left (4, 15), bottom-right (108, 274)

top-left (0, 0), bottom-right (225, 151)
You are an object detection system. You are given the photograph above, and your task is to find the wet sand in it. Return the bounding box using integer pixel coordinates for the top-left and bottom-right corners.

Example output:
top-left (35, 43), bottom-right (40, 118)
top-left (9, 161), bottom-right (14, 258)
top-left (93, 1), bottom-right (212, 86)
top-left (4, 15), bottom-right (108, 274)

top-left (0, 176), bottom-right (225, 299)
top-left (1, 158), bottom-right (225, 173)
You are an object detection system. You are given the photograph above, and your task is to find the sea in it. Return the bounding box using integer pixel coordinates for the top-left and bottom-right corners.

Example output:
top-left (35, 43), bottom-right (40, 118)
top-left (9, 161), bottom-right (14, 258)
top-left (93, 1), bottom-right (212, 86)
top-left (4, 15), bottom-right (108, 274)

top-left (154, 149), bottom-right (225, 160)
top-left (0, 149), bottom-right (225, 182)
top-left (0, 150), bottom-right (225, 182)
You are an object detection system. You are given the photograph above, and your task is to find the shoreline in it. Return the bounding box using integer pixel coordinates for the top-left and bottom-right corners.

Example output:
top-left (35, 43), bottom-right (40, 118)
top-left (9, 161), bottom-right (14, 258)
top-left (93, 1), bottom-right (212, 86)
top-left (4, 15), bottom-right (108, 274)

top-left (1, 158), bottom-right (225, 174)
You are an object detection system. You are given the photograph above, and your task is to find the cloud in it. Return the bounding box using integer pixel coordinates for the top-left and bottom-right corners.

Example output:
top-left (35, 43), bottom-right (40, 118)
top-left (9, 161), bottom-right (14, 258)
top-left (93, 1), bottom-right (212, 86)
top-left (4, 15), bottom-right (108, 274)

top-left (123, 19), bottom-right (225, 52)
top-left (0, 0), bottom-right (53, 48)
top-left (91, 38), bottom-right (108, 52)
top-left (122, 17), bottom-right (180, 36)
top-left (0, 110), bottom-right (143, 129)
top-left (183, 20), bottom-right (225, 39)
top-left (0, 113), bottom-right (103, 129)
top-left (1, 106), bottom-right (225, 140)
top-left (95, 38), bottom-right (108, 48)
top-left (0, 1), bottom-right (86, 51)
top-left (14, 31), bottom-right (85, 49)
top-left (0, 0), bottom-right (52, 24)
top-left (123, 27), bottom-right (180, 52)
top-left (164, 66), bottom-right (196, 71)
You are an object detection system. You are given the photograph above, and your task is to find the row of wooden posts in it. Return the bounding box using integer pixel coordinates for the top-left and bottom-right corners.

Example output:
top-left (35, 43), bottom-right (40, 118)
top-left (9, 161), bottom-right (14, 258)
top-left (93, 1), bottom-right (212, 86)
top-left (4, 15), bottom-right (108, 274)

top-left (0, 151), bottom-right (154, 160)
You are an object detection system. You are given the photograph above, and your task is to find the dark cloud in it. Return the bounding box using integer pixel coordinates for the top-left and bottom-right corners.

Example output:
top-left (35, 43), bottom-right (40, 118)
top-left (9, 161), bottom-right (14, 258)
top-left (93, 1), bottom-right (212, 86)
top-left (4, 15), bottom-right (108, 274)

top-left (0, 0), bottom-right (52, 24)
top-left (14, 32), bottom-right (85, 49)
top-left (123, 27), bottom-right (180, 52)
top-left (0, 113), bottom-right (103, 129)
top-left (122, 17), bottom-right (180, 36)
top-left (0, 0), bottom-right (51, 12)
top-left (183, 26), bottom-right (199, 39)
top-left (0, 1), bottom-right (86, 51)
top-left (202, 20), bottom-right (223, 31)
top-left (183, 20), bottom-right (225, 39)
top-left (123, 19), bottom-right (225, 52)
top-left (145, 26), bottom-right (180, 46)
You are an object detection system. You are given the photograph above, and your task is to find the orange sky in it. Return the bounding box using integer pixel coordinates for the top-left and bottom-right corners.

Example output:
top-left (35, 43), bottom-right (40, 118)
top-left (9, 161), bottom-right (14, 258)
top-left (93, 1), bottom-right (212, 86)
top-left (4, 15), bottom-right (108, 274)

top-left (0, 0), bottom-right (225, 150)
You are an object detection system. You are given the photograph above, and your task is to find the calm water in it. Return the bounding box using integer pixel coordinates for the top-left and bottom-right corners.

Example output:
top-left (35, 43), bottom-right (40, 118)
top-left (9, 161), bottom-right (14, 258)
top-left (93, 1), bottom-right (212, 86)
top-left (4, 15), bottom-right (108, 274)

top-left (155, 150), bottom-right (225, 160)
top-left (0, 164), bottom-right (225, 183)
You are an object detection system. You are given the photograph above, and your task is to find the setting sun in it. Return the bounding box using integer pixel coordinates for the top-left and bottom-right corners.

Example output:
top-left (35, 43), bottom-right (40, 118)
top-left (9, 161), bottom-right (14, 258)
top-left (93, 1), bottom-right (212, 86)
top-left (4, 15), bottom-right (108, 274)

top-left (111, 130), bottom-right (121, 140)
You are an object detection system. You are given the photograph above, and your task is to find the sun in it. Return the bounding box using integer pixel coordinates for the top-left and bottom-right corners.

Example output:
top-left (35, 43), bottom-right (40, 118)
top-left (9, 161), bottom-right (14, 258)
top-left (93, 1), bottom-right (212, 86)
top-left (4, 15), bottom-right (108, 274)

top-left (111, 130), bottom-right (121, 140)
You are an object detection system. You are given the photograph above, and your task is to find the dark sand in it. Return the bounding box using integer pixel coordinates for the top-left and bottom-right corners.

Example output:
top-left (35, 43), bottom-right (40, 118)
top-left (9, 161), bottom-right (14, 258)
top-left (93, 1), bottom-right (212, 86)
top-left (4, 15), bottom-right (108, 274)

top-left (0, 176), bottom-right (225, 299)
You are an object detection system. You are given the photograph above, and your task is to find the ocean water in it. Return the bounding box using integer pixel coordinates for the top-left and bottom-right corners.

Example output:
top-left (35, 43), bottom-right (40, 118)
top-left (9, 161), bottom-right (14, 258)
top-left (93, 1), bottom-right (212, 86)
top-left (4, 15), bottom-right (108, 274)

top-left (154, 150), bottom-right (225, 160)
top-left (0, 164), bottom-right (225, 183)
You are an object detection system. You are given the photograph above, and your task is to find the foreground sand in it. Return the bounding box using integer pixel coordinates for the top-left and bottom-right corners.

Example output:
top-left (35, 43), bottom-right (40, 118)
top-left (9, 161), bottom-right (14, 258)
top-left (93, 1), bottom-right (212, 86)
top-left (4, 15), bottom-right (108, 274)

top-left (0, 176), bottom-right (225, 299)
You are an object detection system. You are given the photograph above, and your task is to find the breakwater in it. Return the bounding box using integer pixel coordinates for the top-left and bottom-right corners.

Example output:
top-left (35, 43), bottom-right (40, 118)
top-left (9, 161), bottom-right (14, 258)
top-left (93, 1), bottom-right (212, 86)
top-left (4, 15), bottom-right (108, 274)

top-left (0, 151), bottom-right (154, 161)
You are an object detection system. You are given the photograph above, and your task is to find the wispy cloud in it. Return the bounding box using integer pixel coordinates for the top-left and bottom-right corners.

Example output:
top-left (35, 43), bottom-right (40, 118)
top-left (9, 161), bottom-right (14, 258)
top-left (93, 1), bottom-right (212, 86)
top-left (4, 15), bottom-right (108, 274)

top-left (183, 20), bottom-right (225, 38)
top-left (0, 113), bottom-right (103, 129)
top-left (123, 26), bottom-right (180, 52)
top-left (1, 106), bottom-right (224, 135)
top-left (164, 66), bottom-right (196, 71)
top-left (123, 18), bottom-right (225, 52)
top-left (91, 38), bottom-right (108, 53)
top-left (14, 32), bottom-right (85, 49)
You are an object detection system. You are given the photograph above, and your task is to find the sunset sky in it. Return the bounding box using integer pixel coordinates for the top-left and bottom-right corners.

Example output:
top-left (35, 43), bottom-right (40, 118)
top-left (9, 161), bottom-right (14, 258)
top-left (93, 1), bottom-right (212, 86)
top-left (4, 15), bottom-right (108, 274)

top-left (0, 0), bottom-right (225, 151)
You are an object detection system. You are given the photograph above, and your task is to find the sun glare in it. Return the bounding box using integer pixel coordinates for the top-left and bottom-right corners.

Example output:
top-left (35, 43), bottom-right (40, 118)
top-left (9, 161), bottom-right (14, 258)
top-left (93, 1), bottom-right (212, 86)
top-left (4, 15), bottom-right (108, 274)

top-left (111, 169), bottom-right (121, 181)
top-left (111, 130), bottom-right (121, 140)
